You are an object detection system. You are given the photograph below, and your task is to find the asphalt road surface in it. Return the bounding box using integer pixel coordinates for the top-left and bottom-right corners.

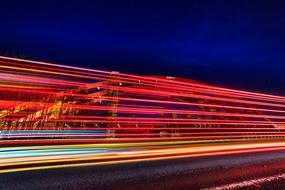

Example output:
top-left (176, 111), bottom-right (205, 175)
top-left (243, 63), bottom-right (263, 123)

top-left (2, 150), bottom-right (285, 190)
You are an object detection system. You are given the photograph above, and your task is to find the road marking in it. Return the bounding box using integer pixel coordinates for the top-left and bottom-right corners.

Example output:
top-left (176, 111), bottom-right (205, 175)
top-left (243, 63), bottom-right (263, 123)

top-left (202, 173), bottom-right (285, 190)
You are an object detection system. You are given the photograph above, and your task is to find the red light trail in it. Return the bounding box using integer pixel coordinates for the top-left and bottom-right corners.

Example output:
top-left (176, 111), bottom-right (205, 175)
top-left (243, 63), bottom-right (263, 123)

top-left (1, 55), bottom-right (285, 173)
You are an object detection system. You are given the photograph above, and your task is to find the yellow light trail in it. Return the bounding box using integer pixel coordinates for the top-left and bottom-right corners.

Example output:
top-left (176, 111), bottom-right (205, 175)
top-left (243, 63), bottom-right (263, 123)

top-left (1, 140), bottom-right (285, 174)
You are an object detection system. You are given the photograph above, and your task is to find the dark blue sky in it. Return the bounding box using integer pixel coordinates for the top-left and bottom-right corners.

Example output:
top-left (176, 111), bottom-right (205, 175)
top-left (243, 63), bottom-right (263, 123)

top-left (1, 1), bottom-right (285, 94)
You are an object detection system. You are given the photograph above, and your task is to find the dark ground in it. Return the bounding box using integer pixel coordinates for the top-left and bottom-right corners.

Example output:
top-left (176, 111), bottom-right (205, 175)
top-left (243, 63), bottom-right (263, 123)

top-left (2, 150), bottom-right (285, 190)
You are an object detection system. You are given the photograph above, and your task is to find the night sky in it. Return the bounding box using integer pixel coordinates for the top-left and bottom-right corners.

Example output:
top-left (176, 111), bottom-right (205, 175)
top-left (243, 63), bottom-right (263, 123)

top-left (1, 1), bottom-right (285, 94)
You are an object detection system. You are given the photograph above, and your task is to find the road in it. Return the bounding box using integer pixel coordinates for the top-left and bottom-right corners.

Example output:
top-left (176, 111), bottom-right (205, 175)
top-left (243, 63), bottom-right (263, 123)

top-left (2, 149), bottom-right (285, 190)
